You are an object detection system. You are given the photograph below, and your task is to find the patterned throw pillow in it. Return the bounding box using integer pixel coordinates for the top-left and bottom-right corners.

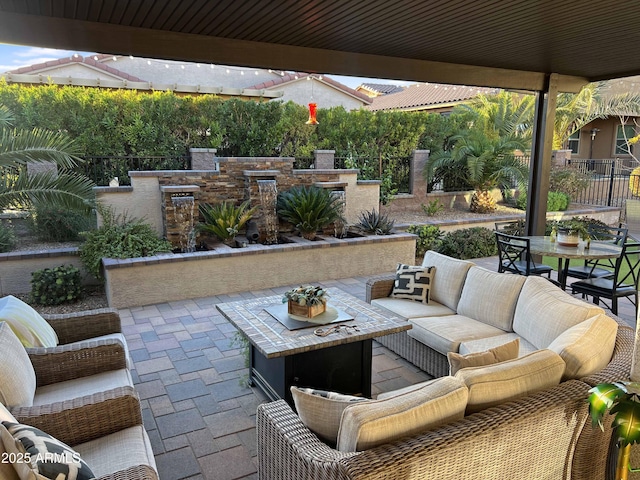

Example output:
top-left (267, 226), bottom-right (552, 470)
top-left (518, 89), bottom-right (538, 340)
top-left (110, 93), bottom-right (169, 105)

top-left (391, 264), bottom-right (435, 304)
top-left (291, 387), bottom-right (368, 445)
top-left (0, 422), bottom-right (94, 480)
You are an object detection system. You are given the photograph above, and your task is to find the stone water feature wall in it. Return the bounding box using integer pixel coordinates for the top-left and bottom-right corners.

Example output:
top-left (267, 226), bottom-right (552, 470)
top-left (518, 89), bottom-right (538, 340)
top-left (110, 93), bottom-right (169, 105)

top-left (94, 150), bottom-right (381, 250)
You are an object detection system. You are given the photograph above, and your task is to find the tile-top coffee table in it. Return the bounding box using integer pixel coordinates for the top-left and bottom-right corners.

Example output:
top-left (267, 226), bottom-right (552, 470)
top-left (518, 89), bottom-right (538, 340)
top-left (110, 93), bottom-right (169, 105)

top-left (216, 288), bottom-right (410, 406)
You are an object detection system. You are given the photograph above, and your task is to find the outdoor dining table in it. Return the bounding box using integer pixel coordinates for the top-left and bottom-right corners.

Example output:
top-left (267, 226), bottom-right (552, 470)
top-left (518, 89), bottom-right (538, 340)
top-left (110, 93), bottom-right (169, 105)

top-left (525, 236), bottom-right (623, 290)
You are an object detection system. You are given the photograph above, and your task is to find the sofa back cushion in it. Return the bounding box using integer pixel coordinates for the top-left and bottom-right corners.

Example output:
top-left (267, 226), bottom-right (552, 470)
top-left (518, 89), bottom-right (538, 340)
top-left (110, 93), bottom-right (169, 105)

top-left (448, 338), bottom-right (520, 375)
top-left (548, 313), bottom-right (618, 380)
top-left (454, 349), bottom-right (565, 414)
top-left (0, 322), bottom-right (36, 408)
top-left (457, 267), bottom-right (526, 331)
top-left (336, 376), bottom-right (468, 452)
top-left (513, 276), bottom-right (605, 349)
top-left (421, 251), bottom-right (474, 311)
top-left (0, 295), bottom-right (58, 348)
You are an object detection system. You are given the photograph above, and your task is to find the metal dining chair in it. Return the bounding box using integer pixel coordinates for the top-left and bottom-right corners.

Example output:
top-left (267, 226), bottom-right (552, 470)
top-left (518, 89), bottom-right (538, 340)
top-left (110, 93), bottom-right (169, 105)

top-left (623, 199), bottom-right (640, 241)
top-left (565, 225), bottom-right (628, 280)
top-left (494, 231), bottom-right (554, 277)
top-left (570, 241), bottom-right (640, 316)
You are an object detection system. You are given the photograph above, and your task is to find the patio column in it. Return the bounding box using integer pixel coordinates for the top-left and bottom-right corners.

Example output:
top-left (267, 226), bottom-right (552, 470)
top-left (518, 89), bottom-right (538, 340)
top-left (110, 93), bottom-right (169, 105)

top-left (525, 73), bottom-right (558, 236)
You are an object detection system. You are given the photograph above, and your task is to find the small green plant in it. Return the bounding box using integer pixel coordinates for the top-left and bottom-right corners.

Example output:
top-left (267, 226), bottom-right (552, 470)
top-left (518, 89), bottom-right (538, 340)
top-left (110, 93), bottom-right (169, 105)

top-left (357, 209), bottom-right (395, 235)
top-left (406, 224), bottom-right (444, 258)
top-left (282, 285), bottom-right (329, 306)
top-left (552, 217), bottom-right (591, 240)
top-left (79, 205), bottom-right (172, 281)
top-left (198, 201), bottom-right (257, 246)
top-left (0, 222), bottom-right (15, 253)
top-left (28, 204), bottom-right (95, 242)
top-left (30, 264), bottom-right (83, 305)
top-left (546, 191), bottom-right (570, 212)
top-left (421, 200), bottom-right (444, 216)
top-left (277, 185), bottom-right (343, 240)
top-left (437, 227), bottom-right (498, 259)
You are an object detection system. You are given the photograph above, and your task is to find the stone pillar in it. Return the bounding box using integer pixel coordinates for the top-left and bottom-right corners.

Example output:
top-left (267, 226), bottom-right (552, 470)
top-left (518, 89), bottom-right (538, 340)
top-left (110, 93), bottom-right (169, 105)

top-left (314, 150), bottom-right (335, 169)
top-left (411, 150), bottom-right (430, 197)
top-left (27, 161), bottom-right (57, 178)
top-left (551, 149), bottom-right (572, 167)
top-left (189, 148), bottom-right (218, 170)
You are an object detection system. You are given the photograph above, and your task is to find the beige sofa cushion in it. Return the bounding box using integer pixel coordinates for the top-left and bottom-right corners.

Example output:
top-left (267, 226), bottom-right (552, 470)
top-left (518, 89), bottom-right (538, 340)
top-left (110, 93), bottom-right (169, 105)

top-left (421, 251), bottom-right (474, 311)
top-left (75, 425), bottom-right (157, 479)
top-left (371, 297), bottom-right (455, 319)
top-left (548, 313), bottom-right (618, 380)
top-left (337, 376), bottom-right (468, 452)
top-left (457, 267), bottom-right (526, 331)
top-left (447, 338), bottom-right (520, 375)
top-left (291, 387), bottom-right (368, 445)
top-left (376, 378), bottom-right (438, 400)
top-left (409, 315), bottom-right (506, 355)
top-left (0, 322), bottom-right (36, 408)
top-left (0, 421), bottom-right (19, 480)
top-left (455, 349), bottom-right (565, 414)
top-left (513, 276), bottom-right (605, 348)
top-left (33, 369), bottom-right (134, 406)
top-left (460, 333), bottom-right (537, 357)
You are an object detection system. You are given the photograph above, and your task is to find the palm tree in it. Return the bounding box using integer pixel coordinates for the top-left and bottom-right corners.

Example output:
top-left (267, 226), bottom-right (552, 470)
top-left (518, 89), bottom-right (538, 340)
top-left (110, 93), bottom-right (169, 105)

top-left (0, 105), bottom-right (94, 212)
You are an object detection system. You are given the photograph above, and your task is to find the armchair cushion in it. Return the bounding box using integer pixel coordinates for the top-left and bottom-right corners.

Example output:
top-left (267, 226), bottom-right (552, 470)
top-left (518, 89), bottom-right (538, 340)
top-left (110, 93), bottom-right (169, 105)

top-left (447, 338), bottom-right (520, 375)
top-left (290, 387), bottom-right (368, 445)
top-left (0, 322), bottom-right (36, 408)
top-left (1, 421), bottom-right (94, 480)
top-left (32, 369), bottom-right (134, 406)
top-left (390, 264), bottom-right (435, 304)
top-left (336, 376), bottom-right (468, 452)
top-left (0, 296), bottom-right (58, 348)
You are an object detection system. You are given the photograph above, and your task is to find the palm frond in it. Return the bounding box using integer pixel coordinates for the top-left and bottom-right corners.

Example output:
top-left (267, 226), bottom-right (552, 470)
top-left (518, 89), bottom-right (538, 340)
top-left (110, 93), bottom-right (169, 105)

top-left (0, 128), bottom-right (83, 169)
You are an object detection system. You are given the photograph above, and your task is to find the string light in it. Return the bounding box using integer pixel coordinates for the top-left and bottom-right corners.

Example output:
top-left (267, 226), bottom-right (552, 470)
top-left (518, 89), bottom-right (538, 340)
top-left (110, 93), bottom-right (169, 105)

top-left (181, 65), bottom-right (185, 69)
top-left (196, 63), bottom-right (201, 68)
top-left (147, 60), bottom-right (151, 65)
top-left (112, 56), bottom-right (117, 61)
top-left (129, 55), bottom-right (134, 60)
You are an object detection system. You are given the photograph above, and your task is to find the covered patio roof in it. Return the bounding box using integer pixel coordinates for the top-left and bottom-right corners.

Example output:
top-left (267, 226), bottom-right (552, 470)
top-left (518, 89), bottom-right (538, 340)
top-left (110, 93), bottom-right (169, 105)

top-left (0, 0), bottom-right (637, 232)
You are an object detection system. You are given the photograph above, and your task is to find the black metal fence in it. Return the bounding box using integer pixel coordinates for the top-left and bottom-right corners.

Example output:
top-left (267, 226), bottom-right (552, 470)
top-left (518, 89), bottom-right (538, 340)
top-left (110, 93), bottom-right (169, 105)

top-left (78, 156), bottom-right (191, 186)
top-left (293, 157), bottom-right (314, 169)
top-left (566, 159), bottom-right (638, 208)
top-left (334, 155), bottom-right (411, 193)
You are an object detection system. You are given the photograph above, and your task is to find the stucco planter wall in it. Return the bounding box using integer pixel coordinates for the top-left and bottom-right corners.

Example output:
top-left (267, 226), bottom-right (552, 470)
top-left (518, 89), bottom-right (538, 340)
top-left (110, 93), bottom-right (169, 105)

top-left (103, 233), bottom-right (416, 309)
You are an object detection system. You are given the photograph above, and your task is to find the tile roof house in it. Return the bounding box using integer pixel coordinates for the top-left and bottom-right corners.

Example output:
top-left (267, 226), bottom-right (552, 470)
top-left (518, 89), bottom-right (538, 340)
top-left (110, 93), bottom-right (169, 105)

top-left (367, 83), bottom-right (499, 113)
top-left (1, 54), bottom-right (370, 110)
top-left (356, 83), bottom-right (405, 97)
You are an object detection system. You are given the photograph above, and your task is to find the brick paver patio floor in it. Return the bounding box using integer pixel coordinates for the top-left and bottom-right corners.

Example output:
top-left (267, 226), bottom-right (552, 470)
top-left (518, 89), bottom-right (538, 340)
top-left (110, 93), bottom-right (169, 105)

top-left (119, 256), bottom-right (636, 480)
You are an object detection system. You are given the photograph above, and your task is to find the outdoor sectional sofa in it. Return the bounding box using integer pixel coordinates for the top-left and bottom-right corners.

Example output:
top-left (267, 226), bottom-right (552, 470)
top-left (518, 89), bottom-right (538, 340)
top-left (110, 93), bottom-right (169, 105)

top-left (256, 251), bottom-right (633, 480)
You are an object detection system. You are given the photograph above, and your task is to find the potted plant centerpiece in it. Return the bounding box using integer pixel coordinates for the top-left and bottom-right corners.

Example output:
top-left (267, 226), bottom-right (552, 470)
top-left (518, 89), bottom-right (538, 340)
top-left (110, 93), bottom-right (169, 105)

top-left (283, 285), bottom-right (329, 318)
top-left (552, 219), bottom-right (590, 247)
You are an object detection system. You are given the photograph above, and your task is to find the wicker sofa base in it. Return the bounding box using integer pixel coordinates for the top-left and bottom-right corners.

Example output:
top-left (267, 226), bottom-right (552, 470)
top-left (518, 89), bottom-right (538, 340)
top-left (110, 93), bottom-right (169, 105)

top-left (375, 330), bottom-right (449, 378)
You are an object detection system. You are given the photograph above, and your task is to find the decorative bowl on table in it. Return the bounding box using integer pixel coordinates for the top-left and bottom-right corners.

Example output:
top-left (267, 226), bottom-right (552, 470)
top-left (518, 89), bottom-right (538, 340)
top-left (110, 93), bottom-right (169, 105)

top-left (282, 285), bottom-right (329, 318)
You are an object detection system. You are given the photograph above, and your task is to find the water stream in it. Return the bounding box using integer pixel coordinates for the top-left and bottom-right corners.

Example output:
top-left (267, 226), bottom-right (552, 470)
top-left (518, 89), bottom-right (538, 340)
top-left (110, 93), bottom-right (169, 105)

top-left (331, 190), bottom-right (347, 238)
top-left (171, 195), bottom-right (196, 253)
top-left (258, 180), bottom-right (279, 244)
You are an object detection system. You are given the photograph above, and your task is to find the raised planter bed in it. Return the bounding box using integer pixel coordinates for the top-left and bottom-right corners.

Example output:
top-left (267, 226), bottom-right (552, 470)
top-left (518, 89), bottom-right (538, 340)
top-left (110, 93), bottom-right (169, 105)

top-left (102, 232), bottom-right (416, 309)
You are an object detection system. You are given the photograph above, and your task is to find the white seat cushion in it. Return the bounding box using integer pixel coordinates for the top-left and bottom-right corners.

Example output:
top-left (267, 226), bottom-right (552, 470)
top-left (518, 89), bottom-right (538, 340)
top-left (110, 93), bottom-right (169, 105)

top-left (408, 315), bottom-right (506, 355)
top-left (548, 313), bottom-right (618, 380)
top-left (74, 425), bottom-right (157, 479)
top-left (459, 333), bottom-right (537, 357)
top-left (0, 295), bottom-right (58, 348)
top-left (421, 251), bottom-right (474, 311)
top-left (371, 297), bottom-right (455, 319)
top-left (337, 376), bottom-right (468, 452)
top-left (0, 322), bottom-right (36, 408)
top-left (513, 276), bottom-right (605, 348)
top-left (455, 349), bottom-right (565, 414)
top-left (456, 266), bottom-right (526, 331)
top-left (33, 369), bottom-right (133, 406)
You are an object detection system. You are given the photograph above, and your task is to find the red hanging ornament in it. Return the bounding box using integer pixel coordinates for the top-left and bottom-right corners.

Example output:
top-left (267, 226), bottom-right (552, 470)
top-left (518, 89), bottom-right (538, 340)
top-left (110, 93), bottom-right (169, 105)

top-left (305, 102), bottom-right (318, 125)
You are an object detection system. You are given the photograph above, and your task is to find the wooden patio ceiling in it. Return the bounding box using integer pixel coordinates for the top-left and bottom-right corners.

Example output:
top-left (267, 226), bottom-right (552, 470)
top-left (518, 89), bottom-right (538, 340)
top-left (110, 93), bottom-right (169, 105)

top-left (0, 1), bottom-right (639, 93)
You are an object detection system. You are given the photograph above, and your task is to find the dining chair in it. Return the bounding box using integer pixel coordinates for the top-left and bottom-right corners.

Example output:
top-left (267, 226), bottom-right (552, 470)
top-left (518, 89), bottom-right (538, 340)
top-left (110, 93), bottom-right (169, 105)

top-left (570, 241), bottom-right (640, 316)
top-left (494, 220), bottom-right (525, 236)
top-left (494, 231), bottom-right (554, 277)
top-left (623, 199), bottom-right (640, 241)
top-left (565, 225), bottom-right (628, 280)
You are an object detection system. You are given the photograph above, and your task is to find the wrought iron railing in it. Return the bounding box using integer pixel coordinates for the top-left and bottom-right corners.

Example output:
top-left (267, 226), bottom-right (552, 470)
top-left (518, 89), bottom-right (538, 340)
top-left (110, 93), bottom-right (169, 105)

top-left (334, 155), bottom-right (411, 193)
top-left (567, 158), bottom-right (638, 207)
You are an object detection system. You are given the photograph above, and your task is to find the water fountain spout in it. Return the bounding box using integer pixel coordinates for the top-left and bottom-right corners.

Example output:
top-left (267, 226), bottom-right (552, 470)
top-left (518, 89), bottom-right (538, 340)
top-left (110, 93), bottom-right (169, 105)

top-left (171, 195), bottom-right (196, 253)
top-left (331, 190), bottom-right (347, 238)
top-left (257, 180), bottom-right (279, 244)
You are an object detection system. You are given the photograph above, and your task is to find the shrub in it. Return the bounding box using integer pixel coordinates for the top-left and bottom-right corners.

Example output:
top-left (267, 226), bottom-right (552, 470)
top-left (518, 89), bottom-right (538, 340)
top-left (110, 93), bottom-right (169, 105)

top-left (79, 206), bottom-right (172, 281)
top-left (436, 227), bottom-right (497, 259)
top-left (30, 264), bottom-right (83, 305)
top-left (0, 222), bottom-right (15, 252)
top-left (277, 185), bottom-right (343, 240)
top-left (357, 210), bottom-right (395, 235)
top-left (550, 166), bottom-right (591, 199)
top-left (406, 224), bottom-right (444, 258)
top-left (546, 191), bottom-right (570, 212)
top-left (198, 201), bottom-right (257, 246)
top-left (28, 204), bottom-right (95, 242)
top-left (421, 200), bottom-right (444, 216)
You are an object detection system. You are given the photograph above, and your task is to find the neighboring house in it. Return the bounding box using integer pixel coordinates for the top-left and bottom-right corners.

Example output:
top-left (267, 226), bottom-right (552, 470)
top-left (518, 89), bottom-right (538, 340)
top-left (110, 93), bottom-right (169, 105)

top-left (367, 82), bottom-right (498, 113)
top-left (1, 54), bottom-right (371, 110)
top-left (356, 83), bottom-right (405, 98)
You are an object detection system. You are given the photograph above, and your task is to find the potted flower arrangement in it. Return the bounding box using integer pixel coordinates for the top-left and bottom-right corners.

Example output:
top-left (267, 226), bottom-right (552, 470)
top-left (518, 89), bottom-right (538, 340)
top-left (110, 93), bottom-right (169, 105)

top-left (282, 285), bottom-right (329, 318)
top-left (551, 219), bottom-right (590, 247)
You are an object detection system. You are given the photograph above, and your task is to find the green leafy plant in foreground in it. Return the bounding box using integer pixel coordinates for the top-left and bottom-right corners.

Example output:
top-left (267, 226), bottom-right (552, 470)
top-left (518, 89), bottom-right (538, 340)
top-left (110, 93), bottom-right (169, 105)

top-left (406, 224), bottom-right (443, 259)
top-left (198, 201), bottom-right (257, 246)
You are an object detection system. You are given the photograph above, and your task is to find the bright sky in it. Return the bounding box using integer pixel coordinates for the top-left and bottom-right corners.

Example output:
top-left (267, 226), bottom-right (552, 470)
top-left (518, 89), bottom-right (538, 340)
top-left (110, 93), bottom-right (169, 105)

top-left (0, 43), bottom-right (411, 90)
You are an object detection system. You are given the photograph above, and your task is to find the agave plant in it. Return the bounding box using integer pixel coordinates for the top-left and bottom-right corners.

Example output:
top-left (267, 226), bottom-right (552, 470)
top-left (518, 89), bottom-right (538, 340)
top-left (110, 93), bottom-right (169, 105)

top-left (357, 209), bottom-right (395, 235)
top-left (588, 381), bottom-right (640, 479)
top-left (276, 185), bottom-right (343, 240)
top-left (198, 201), bottom-right (257, 246)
